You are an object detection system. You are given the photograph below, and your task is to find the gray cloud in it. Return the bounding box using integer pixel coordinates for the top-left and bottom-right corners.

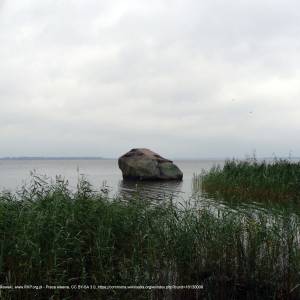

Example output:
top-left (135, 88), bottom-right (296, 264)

top-left (0, 0), bottom-right (299, 158)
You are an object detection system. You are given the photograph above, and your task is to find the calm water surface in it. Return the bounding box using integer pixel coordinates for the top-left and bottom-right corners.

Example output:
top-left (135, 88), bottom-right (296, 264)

top-left (0, 159), bottom-right (223, 202)
top-left (1, 158), bottom-right (298, 216)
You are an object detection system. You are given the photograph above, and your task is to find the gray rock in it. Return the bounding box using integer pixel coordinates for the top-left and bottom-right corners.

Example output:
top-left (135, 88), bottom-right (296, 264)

top-left (118, 148), bottom-right (183, 180)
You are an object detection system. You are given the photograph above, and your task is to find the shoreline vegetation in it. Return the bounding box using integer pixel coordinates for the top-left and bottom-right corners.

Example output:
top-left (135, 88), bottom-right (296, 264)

top-left (1, 170), bottom-right (300, 299)
top-left (199, 158), bottom-right (300, 203)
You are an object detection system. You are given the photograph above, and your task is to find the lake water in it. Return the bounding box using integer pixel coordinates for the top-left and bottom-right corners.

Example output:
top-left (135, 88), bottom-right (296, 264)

top-left (0, 159), bottom-right (224, 202)
top-left (1, 158), bottom-right (299, 218)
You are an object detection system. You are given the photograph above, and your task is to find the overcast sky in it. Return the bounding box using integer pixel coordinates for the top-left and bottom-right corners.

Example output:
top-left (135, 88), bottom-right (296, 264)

top-left (0, 0), bottom-right (299, 159)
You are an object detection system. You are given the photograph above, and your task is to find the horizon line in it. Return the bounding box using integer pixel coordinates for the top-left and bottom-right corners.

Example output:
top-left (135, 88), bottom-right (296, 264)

top-left (1, 156), bottom-right (300, 161)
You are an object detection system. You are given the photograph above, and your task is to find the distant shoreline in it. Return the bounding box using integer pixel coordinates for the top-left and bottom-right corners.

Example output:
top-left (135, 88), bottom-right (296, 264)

top-left (0, 157), bottom-right (107, 160)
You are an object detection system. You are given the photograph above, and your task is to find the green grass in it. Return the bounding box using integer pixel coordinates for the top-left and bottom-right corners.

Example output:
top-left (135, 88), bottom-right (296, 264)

top-left (0, 175), bottom-right (300, 299)
top-left (200, 158), bottom-right (300, 203)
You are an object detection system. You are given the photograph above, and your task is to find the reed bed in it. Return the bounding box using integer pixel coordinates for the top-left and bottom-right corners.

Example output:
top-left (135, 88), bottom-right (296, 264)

top-left (200, 158), bottom-right (300, 203)
top-left (0, 176), bottom-right (300, 299)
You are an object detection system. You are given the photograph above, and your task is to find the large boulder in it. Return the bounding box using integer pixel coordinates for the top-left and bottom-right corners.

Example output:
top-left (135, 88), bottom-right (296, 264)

top-left (118, 148), bottom-right (183, 180)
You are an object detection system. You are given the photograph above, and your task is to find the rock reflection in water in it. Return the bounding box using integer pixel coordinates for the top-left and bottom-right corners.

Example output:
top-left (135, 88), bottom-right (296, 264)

top-left (118, 179), bottom-right (184, 202)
